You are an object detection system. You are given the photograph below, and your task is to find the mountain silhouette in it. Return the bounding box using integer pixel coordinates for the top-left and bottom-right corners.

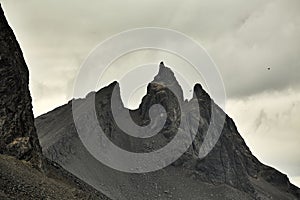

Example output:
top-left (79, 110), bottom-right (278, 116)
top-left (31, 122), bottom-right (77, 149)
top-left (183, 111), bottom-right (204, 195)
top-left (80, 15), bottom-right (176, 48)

top-left (36, 62), bottom-right (300, 199)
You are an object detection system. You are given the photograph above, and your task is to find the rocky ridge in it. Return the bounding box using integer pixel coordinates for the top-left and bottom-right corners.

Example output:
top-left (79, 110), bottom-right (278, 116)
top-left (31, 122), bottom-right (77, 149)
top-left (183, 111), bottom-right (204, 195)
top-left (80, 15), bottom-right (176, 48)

top-left (36, 62), bottom-right (300, 199)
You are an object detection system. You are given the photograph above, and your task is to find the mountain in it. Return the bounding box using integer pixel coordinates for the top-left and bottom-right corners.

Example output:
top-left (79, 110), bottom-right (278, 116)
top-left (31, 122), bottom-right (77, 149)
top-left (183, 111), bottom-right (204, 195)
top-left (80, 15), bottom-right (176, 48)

top-left (0, 4), bottom-right (109, 199)
top-left (36, 62), bottom-right (300, 199)
top-left (0, 3), bottom-right (43, 169)
top-left (0, 2), bottom-right (297, 199)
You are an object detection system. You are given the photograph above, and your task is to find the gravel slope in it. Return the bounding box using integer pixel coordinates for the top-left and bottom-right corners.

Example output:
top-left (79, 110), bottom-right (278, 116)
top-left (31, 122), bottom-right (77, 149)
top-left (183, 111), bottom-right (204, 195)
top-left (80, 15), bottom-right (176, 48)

top-left (0, 154), bottom-right (110, 200)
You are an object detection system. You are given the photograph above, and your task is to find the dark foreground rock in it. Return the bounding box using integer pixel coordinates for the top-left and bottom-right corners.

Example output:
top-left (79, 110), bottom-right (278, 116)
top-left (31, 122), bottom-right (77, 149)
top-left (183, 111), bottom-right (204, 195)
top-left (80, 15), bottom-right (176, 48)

top-left (0, 4), bottom-right (110, 199)
top-left (36, 62), bottom-right (300, 200)
top-left (0, 3), bottom-right (43, 169)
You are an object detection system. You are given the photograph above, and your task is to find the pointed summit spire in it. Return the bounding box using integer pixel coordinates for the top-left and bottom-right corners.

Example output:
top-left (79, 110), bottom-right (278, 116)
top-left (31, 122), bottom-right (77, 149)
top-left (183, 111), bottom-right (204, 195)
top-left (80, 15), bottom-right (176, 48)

top-left (158, 61), bottom-right (167, 73)
top-left (159, 61), bottom-right (165, 67)
top-left (155, 62), bottom-right (175, 83)
top-left (152, 62), bottom-right (184, 102)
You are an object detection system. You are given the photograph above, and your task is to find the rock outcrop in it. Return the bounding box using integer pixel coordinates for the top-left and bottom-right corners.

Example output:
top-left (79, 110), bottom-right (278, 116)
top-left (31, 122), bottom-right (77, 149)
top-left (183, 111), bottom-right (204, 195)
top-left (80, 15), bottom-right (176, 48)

top-left (36, 62), bottom-right (300, 199)
top-left (0, 4), bottom-right (111, 199)
top-left (0, 4), bottom-right (43, 169)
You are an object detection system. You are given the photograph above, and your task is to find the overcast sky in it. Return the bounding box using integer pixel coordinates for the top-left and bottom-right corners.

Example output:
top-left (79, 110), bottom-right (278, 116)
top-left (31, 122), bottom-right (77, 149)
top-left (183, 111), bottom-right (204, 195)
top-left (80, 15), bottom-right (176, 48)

top-left (1, 0), bottom-right (300, 187)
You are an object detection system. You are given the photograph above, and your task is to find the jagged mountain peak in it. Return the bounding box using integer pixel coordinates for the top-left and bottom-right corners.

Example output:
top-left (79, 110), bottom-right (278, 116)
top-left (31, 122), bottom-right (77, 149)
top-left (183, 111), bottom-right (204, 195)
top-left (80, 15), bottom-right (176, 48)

top-left (36, 61), bottom-right (300, 199)
top-left (154, 62), bottom-right (180, 85)
top-left (150, 62), bottom-right (184, 102)
top-left (193, 83), bottom-right (211, 101)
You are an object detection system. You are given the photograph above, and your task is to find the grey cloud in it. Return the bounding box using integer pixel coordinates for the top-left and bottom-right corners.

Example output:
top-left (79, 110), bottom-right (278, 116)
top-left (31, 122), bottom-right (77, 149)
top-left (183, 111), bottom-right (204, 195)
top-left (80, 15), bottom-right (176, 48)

top-left (208, 0), bottom-right (300, 98)
top-left (3, 0), bottom-right (299, 101)
top-left (1, 0), bottom-right (300, 187)
top-left (254, 109), bottom-right (267, 131)
top-left (226, 89), bottom-right (300, 183)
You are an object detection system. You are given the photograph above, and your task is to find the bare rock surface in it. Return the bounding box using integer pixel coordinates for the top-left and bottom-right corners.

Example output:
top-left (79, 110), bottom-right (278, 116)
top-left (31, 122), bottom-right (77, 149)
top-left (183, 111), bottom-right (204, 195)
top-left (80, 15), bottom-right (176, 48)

top-left (0, 3), bottom-right (43, 169)
top-left (36, 62), bottom-right (300, 199)
top-left (0, 4), bottom-right (110, 199)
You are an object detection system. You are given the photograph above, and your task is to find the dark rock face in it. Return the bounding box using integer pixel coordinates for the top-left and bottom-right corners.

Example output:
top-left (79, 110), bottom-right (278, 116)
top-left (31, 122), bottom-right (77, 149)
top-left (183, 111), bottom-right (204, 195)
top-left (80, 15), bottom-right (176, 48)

top-left (0, 5), bottom-right (111, 199)
top-left (138, 62), bottom-right (182, 140)
top-left (36, 62), bottom-right (300, 199)
top-left (0, 4), bottom-right (43, 168)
